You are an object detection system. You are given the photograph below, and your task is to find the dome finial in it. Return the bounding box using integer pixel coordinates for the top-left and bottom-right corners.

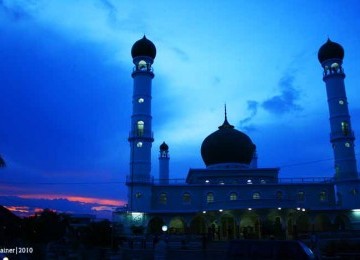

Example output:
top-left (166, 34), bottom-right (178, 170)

top-left (219, 104), bottom-right (234, 129)
top-left (224, 103), bottom-right (228, 121)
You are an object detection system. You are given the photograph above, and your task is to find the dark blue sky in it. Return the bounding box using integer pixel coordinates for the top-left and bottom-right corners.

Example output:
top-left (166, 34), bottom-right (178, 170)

top-left (0, 0), bottom-right (360, 217)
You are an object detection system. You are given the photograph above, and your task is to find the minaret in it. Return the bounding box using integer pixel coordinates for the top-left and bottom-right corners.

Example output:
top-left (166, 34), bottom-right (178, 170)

top-left (127, 36), bottom-right (156, 211)
top-left (318, 38), bottom-right (358, 180)
top-left (159, 142), bottom-right (170, 184)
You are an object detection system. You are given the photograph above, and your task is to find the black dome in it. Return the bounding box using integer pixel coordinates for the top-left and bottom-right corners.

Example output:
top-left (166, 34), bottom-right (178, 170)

top-left (201, 117), bottom-right (255, 167)
top-left (160, 142), bottom-right (169, 151)
top-left (131, 35), bottom-right (156, 59)
top-left (318, 38), bottom-right (344, 63)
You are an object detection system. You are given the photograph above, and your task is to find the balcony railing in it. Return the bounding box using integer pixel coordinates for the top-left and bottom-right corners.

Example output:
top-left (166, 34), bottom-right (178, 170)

top-left (126, 175), bottom-right (154, 185)
top-left (151, 177), bottom-right (333, 185)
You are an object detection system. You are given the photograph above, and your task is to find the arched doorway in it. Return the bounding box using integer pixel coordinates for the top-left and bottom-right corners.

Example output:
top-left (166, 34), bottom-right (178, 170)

top-left (297, 214), bottom-right (310, 235)
top-left (314, 214), bottom-right (332, 232)
top-left (147, 217), bottom-right (165, 234)
top-left (240, 212), bottom-right (260, 239)
top-left (334, 214), bottom-right (351, 231)
top-left (190, 215), bottom-right (207, 234)
top-left (169, 217), bottom-right (185, 234)
top-left (221, 214), bottom-right (235, 240)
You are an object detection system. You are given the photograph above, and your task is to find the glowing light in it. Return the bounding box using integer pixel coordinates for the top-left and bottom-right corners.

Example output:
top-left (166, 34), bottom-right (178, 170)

top-left (162, 225), bottom-right (168, 232)
top-left (352, 209), bottom-right (360, 212)
top-left (247, 179), bottom-right (252, 184)
top-left (248, 208), bottom-right (252, 211)
top-left (296, 207), bottom-right (301, 211)
top-left (205, 180), bottom-right (209, 183)
top-left (131, 212), bottom-right (144, 219)
top-left (202, 211), bottom-right (206, 214)
top-left (278, 207), bottom-right (281, 210)
top-left (219, 209), bottom-right (223, 212)
top-left (302, 208), bottom-right (306, 212)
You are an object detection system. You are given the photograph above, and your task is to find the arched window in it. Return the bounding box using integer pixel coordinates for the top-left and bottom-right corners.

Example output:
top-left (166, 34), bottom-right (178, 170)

top-left (297, 191), bottom-right (305, 201)
top-left (252, 192), bottom-right (260, 200)
top-left (183, 192), bottom-right (191, 203)
top-left (230, 192), bottom-right (237, 201)
top-left (159, 193), bottom-right (167, 205)
top-left (137, 121), bottom-right (144, 136)
top-left (320, 191), bottom-right (327, 201)
top-left (341, 121), bottom-right (349, 135)
top-left (206, 192), bottom-right (214, 203)
top-left (138, 60), bottom-right (147, 71)
top-left (276, 191), bottom-right (283, 200)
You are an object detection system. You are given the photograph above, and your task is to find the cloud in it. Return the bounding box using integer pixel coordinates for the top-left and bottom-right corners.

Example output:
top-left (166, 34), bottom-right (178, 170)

top-left (239, 100), bottom-right (258, 130)
top-left (0, 0), bottom-right (31, 21)
top-left (262, 73), bottom-right (302, 114)
top-left (171, 46), bottom-right (189, 61)
top-left (0, 195), bottom-right (125, 219)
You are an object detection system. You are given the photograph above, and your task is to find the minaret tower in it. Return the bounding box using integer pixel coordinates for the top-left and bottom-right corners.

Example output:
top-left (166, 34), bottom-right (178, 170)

top-left (318, 38), bottom-right (358, 180)
top-left (127, 36), bottom-right (156, 211)
top-left (159, 142), bottom-right (170, 184)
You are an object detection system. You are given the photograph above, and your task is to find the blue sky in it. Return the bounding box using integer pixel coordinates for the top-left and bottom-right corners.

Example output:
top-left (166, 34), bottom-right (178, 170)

top-left (0, 0), bottom-right (360, 217)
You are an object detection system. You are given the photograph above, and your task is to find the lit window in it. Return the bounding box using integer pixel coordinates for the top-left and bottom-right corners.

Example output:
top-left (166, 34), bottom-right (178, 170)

top-left (276, 191), bottom-right (283, 200)
top-left (341, 121), bottom-right (349, 135)
top-left (253, 192), bottom-right (260, 199)
top-left (320, 191), bottom-right (327, 201)
top-left (183, 192), bottom-right (191, 203)
top-left (331, 63), bottom-right (339, 69)
top-left (247, 179), bottom-right (253, 184)
top-left (138, 60), bottom-right (147, 71)
top-left (345, 142), bottom-right (351, 148)
top-left (230, 192), bottom-right (237, 201)
top-left (351, 188), bottom-right (358, 196)
top-left (137, 142), bottom-right (143, 148)
top-left (207, 192), bottom-right (214, 203)
top-left (297, 191), bottom-right (305, 201)
top-left (159, 193), bottom-right (167, 205)
top-left (339, 100), bottom-right (344, 105)
top-left (137, 121), bottom-right (144, 136)
top-left (138, 98), bottom-right (144, 103)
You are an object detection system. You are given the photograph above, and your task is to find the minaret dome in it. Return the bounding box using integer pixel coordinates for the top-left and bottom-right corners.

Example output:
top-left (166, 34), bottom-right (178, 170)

top-left (318, 38), bottom-right (344, 64)
top-left (131, 35), bottom-right (157, 59)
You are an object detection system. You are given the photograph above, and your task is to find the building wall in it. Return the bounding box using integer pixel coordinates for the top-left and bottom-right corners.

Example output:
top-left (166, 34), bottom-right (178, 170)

top-left (150, 182), bottom-right (336, 212)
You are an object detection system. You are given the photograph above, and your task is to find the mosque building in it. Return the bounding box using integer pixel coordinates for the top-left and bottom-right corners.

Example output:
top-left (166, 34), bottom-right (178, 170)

top-left (113, 36), bottom-right (360, 239)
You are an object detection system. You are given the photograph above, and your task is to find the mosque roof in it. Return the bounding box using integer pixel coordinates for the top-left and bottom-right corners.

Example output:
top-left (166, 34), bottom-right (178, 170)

top-left (131, 35), bottom-right (157, 59)
top-left (200, 109), bottom-right (255, 167)
top-left (318, 38), bottom-right (344, 63)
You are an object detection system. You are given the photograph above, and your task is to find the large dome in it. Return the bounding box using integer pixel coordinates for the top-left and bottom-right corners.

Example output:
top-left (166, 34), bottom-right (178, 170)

top-left (318, 38), bottom-right (344, 63)
top-left (131, 35), bottom-right (156, 59)
top-left (201, 116), bottom-right (255, 167)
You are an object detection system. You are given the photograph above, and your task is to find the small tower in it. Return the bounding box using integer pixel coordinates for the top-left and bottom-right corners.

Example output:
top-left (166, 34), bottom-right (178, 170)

top-left (159, 142), bottom-right (170, 184)
top-left (318, 38), bottom-right (358, 180)
top-left (127, 36), bottom-right (156, 211)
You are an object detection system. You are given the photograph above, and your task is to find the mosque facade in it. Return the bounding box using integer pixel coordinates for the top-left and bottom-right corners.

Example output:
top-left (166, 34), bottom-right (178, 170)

top-left (113, 36), bottom-right (360, 239)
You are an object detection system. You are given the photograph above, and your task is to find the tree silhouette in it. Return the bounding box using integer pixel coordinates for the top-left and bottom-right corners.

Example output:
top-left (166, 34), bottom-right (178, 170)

top-left (0, 155), bottom-right (5, 168)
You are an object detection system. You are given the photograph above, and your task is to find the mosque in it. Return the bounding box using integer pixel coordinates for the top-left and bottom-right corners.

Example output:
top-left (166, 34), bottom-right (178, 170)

top-left (113, 36), bottom-right (360, 239)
